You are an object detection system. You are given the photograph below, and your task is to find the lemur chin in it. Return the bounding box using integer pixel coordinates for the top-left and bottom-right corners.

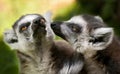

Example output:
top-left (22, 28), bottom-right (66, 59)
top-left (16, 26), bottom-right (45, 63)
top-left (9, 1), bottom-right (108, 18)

top-left (51, 14), bottom-right (120, 74)
top-left (3, 12), bottom-right (84, 74)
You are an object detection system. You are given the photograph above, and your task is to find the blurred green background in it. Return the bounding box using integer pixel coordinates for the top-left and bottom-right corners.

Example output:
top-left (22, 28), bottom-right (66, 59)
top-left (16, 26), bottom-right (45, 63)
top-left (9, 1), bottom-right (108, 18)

top-left (0, 0), bottom-right (120, 74)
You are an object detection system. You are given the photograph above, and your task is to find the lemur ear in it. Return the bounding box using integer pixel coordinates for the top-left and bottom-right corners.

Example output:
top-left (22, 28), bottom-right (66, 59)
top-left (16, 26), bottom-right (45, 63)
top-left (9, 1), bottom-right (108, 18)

top-left (94, 16), bottom-right (103, 22)
top-left (90, 27), bottom-right (114, 50)
top-left (3, 29), bottom-right (19, 50)
top-left (43, 11), bottom-right (52, 23)
top-left (43, 11), bottom-right (55, 40)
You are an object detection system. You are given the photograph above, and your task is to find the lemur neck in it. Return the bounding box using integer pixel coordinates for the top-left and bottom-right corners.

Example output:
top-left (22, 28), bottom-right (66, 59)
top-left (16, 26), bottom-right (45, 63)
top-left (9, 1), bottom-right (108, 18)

top-left (20, 37), bottom-right (53, 61)
top-left (34, 38), bottom-right (53, 59)
top-left (104, 37), bottom-right (120, 61)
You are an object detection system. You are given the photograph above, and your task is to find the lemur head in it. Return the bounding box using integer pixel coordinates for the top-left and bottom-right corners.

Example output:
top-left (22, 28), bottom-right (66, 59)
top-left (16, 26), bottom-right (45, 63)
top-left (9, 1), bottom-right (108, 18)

top-left (13, 14), bottom-right (46, 41)
top-left (4, 12), bottom-right (54, 51)
top-left (51, 14), bottom-right (114, 53)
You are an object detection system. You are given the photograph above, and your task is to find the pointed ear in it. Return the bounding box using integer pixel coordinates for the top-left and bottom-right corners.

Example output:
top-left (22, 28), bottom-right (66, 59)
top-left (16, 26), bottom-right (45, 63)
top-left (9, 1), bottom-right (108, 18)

top-left (43, 11), bottom-right (52, 23)
top-left (3, 29), bottom-right (19, 50)
top-left (94, 16), bottom-right (103, 22)
top-left (90, 27), bottom-right (114, 50)
top-left (43, 11), bottom-right (55, 40)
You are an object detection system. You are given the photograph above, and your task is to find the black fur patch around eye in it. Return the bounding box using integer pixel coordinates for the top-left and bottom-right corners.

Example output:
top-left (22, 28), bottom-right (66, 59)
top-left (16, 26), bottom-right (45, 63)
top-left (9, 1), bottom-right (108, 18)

top-left (19, 22), bottom-right (30, 33)
top-left (7, 39), bottom-right (18, 44)
top-left (67, 23), bottom-right (82, 33)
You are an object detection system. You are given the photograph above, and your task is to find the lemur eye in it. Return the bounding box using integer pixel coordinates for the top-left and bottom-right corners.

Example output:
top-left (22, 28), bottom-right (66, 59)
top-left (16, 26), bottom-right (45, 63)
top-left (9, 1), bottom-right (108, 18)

top-left (72, 26), bottom-right (78, 32)
top-left (71, 25), bottom-right (81, 33)
top-left (20, 22), bottom-right (30, 32)
top-left (21, 26), bottom-right (27, 31)
top-left (67, 23), bottom-right (82, 33)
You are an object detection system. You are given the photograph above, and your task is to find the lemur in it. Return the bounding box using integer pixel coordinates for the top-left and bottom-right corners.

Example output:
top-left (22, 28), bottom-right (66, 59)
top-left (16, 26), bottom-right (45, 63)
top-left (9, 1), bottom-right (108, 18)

top-left (3, 12), bottom-right (84, 74)
top-left (51, 14), bottom-right (120, 74)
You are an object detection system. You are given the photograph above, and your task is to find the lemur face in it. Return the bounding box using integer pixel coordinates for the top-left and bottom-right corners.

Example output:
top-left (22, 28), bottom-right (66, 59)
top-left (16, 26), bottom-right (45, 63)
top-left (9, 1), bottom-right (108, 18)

top-left (51, 14), bottom-right (114, 53)
top-left (4, 12), bottom-right (54, 50)
top-left (13, 14), bottom-right (46, 42)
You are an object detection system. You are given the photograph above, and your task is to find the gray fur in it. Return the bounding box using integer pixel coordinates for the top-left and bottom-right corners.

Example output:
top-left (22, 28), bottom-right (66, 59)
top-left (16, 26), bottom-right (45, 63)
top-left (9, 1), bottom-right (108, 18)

top-left (4, 13), bottom-right (84, 74)
top-left (51, 14), bottom-right (114, 74)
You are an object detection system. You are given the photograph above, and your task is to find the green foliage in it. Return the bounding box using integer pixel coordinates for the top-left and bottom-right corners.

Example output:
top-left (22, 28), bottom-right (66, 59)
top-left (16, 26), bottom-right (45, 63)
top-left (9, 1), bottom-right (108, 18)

top-left (54, 2), bottom-right (81, 21)
top-left (0, 38), bottom-right (19, 74)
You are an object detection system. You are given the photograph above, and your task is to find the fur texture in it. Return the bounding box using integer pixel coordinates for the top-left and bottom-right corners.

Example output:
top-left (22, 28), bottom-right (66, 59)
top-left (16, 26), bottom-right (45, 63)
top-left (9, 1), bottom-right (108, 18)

top-left (51, 14), bottom-right (120, 74)
top-left (4, 13), bottom-right (84, 74)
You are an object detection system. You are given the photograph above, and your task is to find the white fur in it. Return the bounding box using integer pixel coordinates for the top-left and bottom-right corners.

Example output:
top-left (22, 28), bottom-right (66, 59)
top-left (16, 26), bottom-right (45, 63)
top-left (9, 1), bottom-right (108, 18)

top-left (18, 15), bottom-right (38, 26)
top-left (61, 24), bottom-right (77, 44)
top-left (59, 61), bottom-right (84, 74)
top-left (44, 11), bottom-right (55, 41)
top-left (68, 16), bottom-right (88, 33)
top-left (57, 15), bottom-right (114, 74)
top-left (73, 27), bottom-right (114, 57)
top-left (16, 15), bottom-right (35, 41)
top-left (93, 28), bottom-right (113, 36)
top-left (4, 29), bottom-right (19, 50)
top-left (94, 16), bottom-right (103, 22)
top-left (60, 15), bottom-right (91, 54)
top-left (4, 13), bottom-right (56, 74)
top-left (68, 16), bottom-right (87, 26)
top-left (92, 27), bottom-right (114, 50)
top-left (60, 15), bottom-right (114, 57)
top-left (4, 12), bottom-right (55, 74)
top-left (67, 16), bottom-right (114, 53)
top-left (61, 16), bottom-right (88, 45)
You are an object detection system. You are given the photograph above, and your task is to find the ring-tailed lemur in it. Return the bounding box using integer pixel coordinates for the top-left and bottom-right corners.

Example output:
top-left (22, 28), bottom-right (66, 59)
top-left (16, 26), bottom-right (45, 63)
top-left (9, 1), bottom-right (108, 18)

top-left (3, 12), bottom-right (84, 74)
top-left (51, 14), bottom-right (120, 74)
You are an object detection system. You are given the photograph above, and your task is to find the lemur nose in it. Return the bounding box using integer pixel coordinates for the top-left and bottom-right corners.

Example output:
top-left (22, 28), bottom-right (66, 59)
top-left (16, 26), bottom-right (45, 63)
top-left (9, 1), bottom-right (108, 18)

top-left (33, 17), bottom-right (45, 25)
top-left (51, 21), bottom-right (63, 33)
top-left (32, 17), bottom-right (46, 30)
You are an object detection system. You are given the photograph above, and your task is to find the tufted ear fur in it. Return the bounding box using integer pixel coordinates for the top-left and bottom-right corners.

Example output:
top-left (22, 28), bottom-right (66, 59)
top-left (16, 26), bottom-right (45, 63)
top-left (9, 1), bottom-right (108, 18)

top-left (3, 29), bottom-right (19, 50)
top-left (89, 27), bottom-right (114, 50)
top-left (43, 11), bottom-right (55, 41)
top-left (94, 16), bottom-right (103, 22)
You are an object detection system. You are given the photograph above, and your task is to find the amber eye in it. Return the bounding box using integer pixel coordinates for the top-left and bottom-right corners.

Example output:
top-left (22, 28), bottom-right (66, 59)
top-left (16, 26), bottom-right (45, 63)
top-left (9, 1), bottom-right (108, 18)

top-left (21, 26), bottom-right (27, 31)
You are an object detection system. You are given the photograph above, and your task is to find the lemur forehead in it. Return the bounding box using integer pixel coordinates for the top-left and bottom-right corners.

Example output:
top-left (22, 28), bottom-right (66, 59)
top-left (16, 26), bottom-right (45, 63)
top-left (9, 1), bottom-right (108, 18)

top-left (67, 15), bottom-right (87, 27)
top-left (18, 14), bottom-right (40, 25)
top-left (82, 14), bottom-right (102, 24)
top-left (81, 14), bottom-right (105, 30)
